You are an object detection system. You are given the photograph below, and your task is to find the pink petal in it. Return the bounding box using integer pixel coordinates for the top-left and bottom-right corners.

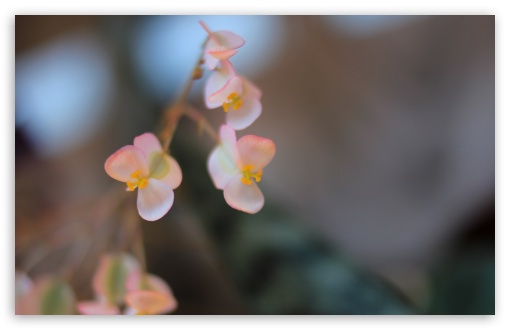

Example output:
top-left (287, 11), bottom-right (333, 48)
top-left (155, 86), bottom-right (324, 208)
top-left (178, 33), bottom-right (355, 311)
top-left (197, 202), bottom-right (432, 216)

top-left (236, 135), bottom-right (276, 171)
top-left (212, 31), bottom-right (245, 49)
top-left (137, 178), bottom-right (174, 221)
top-left (104, 145), bottom-right (149, 182)
top-left (226, 97), bottom-right (262, 130)
top-left (207, 76), bottom-right (243, 108)
top-left (205, 48), bottom-right (238, 61)
top-left (224, 174), bottom-right (264, 214)
top-left (204, 60), bottom-right (237, 108)
top-left (241, 76), bottom-right (262, 100)
top-left (125, 290), bottom-right (177, 315)
top-left (125, 271), bottom-right (172, 296)
top-left (208, 146), bottom-right (238, 189)
top-left (77, 301), bottom-right (120, 315)
top-left (146, 274), bottom-right (173, 296)
top-left (134, 132), bottom-right (163, 157)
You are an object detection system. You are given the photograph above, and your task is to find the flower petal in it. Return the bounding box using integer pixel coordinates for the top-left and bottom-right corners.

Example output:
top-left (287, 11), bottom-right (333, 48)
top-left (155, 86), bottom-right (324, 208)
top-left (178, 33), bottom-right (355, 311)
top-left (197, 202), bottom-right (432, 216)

top-left (92, 253), bottom-right (140, 305)
top-left (219, 124), bottom-right (238, 162)
top-left (236, 135), bottom-right (276, 171)
top-left (150, 154), bottom-right (182, 190)
top-left (77, 301), bottom-right (120, 315)
top-left (212, 31), bottom-right (245, 49)
top-left (226, 97), bottom-right (262, 130)
top-left (207, 125), bottom-right (238, 189)
top-left (203, 52), bottom-right (220, 71)
top-left (146, 274), bottom-right (173, 296)
top-left (137, 178), bottom-right (174, 221)
top-left (204, 60), bottom-right (237, 108)
top-left (134, 132), bottom-right (163, 157)
top-left (241, 76), bottom-right (262, 100)
top-left (224, 173), bottom-right (264, 214)
top-left (105, 146), bottom-right (149, 182)
top-left (206, 48), bottom-right (238, 61)
top-left (126, 271), bottom-right (173, 297)
top-left (125, 290), bottom-right (177, 315)
top-left (207, 76), bottom-right (243, 108)
top-left (208, 146), bottom-right (237, 189)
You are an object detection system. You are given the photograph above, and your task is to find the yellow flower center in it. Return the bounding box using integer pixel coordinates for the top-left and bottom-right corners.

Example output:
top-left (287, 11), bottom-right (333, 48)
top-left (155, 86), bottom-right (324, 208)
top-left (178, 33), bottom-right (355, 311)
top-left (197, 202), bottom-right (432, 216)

top-left (240, 165), bottom-right (262, 185)
top-left (126, 170), bottom-right (148, 191)
top-left (222, 92), bottom-right (243, 112)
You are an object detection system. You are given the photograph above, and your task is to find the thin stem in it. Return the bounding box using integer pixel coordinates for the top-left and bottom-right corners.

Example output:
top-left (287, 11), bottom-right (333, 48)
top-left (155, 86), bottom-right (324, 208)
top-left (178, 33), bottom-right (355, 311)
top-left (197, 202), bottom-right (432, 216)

top-left (160, 51), bottom-right (206, 152)
top-left (199, 20), bottom-right (218, 43)
top-left (133, 218), bottom-right (147, 281)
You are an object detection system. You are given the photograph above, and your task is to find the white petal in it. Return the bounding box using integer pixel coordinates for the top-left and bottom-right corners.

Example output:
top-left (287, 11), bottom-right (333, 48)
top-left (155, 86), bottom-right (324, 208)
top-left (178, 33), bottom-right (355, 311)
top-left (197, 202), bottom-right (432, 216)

top-left (226, 97), bottom-right (262, 130)
top-left (204, 61), bottom-right (238, 109)
top-left (137, 179), bottom-right (174, 221)
top-left (203, 52), bottom-right (219, 71)
top-left (208, 76), bottom-right (243, 107)
top-left (208, 146), bottom-right (237, 189)
top-left (224, 173), bottom-right (264, 214)
top-left (219, 125), bottom-right (238, 162)
top-left (212, 31), bottom-right (245, 49)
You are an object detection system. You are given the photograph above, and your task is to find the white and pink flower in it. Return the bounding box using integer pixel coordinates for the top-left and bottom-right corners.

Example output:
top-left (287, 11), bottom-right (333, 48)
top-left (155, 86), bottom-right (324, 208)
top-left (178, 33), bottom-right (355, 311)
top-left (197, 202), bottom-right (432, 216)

top-left (104, 133), bottom-right (182, 221)
top-left (208, 125), bottom-right (275, 214)
top-left (204, 60), bottom-right (262, 130)
top-left (200, 21), bottom-right (245, 71)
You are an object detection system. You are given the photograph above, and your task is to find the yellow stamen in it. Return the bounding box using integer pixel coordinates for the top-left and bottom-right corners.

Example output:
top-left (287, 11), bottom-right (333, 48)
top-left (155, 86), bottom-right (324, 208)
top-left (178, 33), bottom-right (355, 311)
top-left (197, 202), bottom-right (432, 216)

top-left (126, 170), bottom-right (148, 191)
top-left (222, 92), bottom-right (243, 112)
top-left (240, 165), bottom-right (262, 185)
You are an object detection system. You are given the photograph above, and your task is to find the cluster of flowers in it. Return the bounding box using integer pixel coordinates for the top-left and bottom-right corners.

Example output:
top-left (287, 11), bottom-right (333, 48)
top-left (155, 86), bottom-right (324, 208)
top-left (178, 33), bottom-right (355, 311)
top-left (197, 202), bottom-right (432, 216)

top-left (15, 253), bottom-right (177, 315)
top-left (104, 22), bottom-right (276, 221)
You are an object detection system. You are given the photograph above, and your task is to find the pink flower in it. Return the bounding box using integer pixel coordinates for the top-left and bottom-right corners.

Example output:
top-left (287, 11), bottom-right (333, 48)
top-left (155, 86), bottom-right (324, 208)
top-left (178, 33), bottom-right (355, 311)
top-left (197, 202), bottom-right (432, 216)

top-left (104, 132), bottom-right (182, 221)
top-left (200, 21), bottom-right (245, 71)
top-left (77, 253), bottom-right (139, 315)
top-left (204, 60), bottom-right (262, 130)
top-left (77, 253), bottom-right (177, 315)
top-left (207, 125), bottom-right (275, 214)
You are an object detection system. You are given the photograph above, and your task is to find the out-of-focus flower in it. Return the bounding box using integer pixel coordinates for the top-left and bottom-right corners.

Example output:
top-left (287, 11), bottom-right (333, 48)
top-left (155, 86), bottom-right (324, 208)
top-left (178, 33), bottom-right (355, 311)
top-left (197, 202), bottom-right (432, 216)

top-left (77, 252), bottom-right (177, 315)
top-left (124, 270), bottom-right (178, 315)
top-left (77, 253), bottom-right (140, 315)
top-left (200, 21), bottom-right (245, 71)
top-left (16, 274), bottom-right (76, 315)
top-left (104, 132), bottom-right (182, 221)
top-left (208, 125), bottom-right (275, 214)
top-left (204, 60), bottom-right (262, 130)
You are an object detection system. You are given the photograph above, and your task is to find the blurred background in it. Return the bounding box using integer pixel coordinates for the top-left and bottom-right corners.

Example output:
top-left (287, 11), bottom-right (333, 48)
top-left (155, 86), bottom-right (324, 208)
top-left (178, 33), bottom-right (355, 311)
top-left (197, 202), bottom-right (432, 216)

top-left (15, 15), bottom-right (494, 314)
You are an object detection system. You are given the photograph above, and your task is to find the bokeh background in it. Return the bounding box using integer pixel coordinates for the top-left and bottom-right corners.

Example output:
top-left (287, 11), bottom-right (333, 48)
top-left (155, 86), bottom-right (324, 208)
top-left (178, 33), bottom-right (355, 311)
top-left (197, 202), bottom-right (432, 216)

top-left (15, 15), bottom-right (494, 314)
